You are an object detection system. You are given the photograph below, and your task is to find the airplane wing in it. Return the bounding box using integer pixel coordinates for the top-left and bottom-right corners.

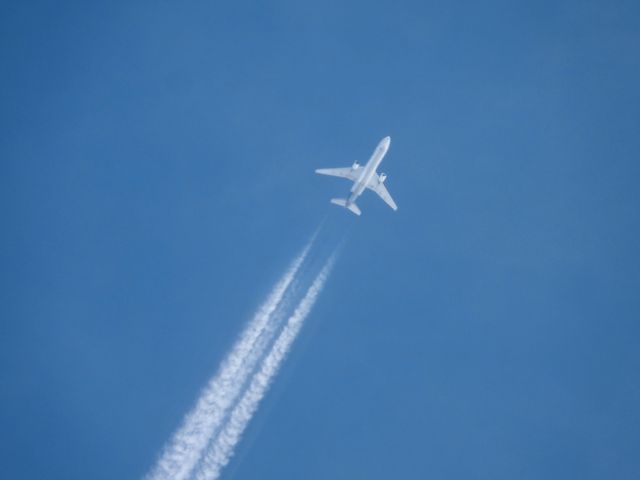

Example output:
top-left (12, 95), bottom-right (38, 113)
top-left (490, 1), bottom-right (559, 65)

top-left (315, 167), bottom-right (360, 181)
top-left (366, 175), bottom-right (398, 211)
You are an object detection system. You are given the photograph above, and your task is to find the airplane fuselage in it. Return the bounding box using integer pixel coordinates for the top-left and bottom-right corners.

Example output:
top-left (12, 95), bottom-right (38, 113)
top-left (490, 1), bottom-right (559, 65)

top-left (315, 135), bottom-right (397, 215)
top-left (347, 136), bottom-right (390, 205)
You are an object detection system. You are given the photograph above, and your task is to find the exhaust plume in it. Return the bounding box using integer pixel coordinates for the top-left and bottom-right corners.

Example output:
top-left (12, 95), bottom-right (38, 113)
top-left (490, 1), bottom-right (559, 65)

top-left (146, 239), bottom-right (315, 480)
top-left (194, 254), bottom-right (336, 480)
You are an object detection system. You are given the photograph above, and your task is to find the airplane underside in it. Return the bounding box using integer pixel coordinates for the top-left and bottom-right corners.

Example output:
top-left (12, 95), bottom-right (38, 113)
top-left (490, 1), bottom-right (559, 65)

top-left (315, 136), bottom-right (397, 215)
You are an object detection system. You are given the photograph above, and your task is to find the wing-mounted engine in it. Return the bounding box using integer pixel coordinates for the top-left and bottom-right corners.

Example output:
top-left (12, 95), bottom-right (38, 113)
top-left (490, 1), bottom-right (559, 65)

top-left (352, 161), bottom-right (360, 170)
top-left (378, 173), bottom-right (387, 183)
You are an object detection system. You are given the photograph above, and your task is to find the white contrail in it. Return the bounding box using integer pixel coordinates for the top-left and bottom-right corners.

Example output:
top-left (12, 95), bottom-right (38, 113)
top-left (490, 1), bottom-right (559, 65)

top-left (194, 254), bottom-right (336, 480)
top-left (146, 239), bottom-right (315, 480)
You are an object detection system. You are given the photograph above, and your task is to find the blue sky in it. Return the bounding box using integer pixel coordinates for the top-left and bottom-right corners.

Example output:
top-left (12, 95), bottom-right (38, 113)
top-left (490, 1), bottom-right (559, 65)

top-left (2, 1), bottom-right (640, 478)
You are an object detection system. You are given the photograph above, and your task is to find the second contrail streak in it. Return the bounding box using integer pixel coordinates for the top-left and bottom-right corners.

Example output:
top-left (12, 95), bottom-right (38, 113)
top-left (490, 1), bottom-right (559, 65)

top-left (194, 254), bottom-right (336, 480)
top-left (146, 240), bottom-right (314, 480)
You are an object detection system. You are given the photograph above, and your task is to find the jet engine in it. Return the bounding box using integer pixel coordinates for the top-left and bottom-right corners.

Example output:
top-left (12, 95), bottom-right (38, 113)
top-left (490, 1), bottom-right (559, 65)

top-left (379, 173), bottom-right (387, 183)
top-left (352, 161), bottom-right (360, 170)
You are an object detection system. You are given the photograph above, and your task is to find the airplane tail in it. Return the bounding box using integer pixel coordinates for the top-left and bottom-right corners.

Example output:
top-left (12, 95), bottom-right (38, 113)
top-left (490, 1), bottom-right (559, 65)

top-left (330, 198), bottom-right (361, 216)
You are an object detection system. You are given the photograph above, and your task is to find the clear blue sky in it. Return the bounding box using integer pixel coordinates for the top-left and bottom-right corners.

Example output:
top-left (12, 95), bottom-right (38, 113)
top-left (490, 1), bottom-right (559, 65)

top-left (2, 1), bottom-right (640, 478)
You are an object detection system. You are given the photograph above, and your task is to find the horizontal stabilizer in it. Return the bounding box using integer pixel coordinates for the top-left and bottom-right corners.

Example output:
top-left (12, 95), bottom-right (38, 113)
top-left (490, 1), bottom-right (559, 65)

top-left (330, 198), bottom-right (361, 216)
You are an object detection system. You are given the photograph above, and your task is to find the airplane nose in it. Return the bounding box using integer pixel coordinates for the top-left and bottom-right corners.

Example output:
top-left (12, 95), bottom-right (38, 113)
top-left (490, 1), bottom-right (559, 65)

top-left (382, 136), bottom-right (391, 148)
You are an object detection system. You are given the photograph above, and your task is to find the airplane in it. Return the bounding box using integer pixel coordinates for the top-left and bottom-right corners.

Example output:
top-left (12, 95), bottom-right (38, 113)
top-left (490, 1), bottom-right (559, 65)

top-left (315, 136), bottom-right (398, 216)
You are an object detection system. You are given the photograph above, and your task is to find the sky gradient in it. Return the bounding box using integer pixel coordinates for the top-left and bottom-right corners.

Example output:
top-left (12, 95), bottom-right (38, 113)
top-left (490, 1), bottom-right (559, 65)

top-left (2, 1), bottom-right (640, 478)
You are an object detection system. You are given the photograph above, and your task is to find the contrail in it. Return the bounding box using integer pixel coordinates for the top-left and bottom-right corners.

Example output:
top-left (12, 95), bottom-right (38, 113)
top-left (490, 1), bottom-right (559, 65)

top-left (193, 254), bottom-right (336, 480)
top-left (146, 239), bottom-right (315, 480)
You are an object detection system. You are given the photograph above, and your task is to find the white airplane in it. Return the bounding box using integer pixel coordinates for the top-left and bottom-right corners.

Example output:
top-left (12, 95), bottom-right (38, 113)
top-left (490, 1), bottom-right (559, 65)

top-left (315, 136), bottom-right (398, 216)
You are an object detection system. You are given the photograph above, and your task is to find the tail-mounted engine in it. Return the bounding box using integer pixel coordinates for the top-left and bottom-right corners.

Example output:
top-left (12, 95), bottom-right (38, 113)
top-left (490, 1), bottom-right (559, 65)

top-left (379, 173), bottom-right (387, 183)
top-left (352, 161), bottom-right (360, 170)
